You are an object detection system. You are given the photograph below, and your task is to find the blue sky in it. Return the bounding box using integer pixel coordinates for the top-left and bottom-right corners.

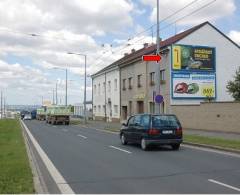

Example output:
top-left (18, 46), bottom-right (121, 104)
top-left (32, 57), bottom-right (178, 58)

top-left (0, 0), bottom-right (239, 105)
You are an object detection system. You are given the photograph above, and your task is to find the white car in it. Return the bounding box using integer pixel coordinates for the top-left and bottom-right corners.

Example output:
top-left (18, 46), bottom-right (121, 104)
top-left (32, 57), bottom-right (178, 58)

top-left (23, 114), bottom-right (32, 120)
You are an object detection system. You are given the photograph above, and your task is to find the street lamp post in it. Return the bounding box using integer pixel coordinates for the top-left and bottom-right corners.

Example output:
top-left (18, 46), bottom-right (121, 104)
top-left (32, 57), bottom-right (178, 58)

top-left (65, 69), bottom-right (68, 106)
top-left (53, 67), bottom-right (68, 106)
top-left (67, 52), bottom-right (87, 124)
top-left (56, 82), bottom-right (58, 105)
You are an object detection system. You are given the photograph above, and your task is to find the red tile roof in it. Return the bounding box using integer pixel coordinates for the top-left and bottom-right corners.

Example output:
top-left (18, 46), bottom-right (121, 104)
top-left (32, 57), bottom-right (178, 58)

top-left (92, 21), bottom-right (239, 77)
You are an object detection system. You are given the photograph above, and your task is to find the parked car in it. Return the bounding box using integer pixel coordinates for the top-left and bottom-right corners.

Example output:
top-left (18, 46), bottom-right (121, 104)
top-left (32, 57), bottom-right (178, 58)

top-left (120, 114), bottom-right (182, 150)
top-left (23, 114), bottom-right (32, 120)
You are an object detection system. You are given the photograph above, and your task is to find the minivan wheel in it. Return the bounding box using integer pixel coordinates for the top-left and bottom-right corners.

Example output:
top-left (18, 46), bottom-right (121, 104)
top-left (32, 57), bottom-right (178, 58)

top-left (121, 134), bottom-right (127, 145)
top-left (141, 138), bottom-right (148, 150)
top-left (171, 144), bottom-right (180, 150)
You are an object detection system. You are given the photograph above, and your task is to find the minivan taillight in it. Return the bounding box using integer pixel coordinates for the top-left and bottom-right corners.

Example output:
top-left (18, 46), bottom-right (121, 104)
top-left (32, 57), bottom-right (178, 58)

top-left (148, 129), bottom-right (160, 135)
top-left (176, 127), bottom-right (182, 136)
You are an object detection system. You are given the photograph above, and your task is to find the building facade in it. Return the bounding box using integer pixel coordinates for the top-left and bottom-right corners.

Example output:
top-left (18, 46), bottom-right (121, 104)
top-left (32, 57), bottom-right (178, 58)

top-left (92, 21), bottom-right (240, 124)
top-left (119, 21), bottom-right (240, 120)
top-left (92, 65), bottom-right (120, 122)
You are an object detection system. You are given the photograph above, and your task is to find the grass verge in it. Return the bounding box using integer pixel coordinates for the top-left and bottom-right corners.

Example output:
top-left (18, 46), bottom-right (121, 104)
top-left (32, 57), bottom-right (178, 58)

top-left (184, 134), bottom-right (240, 151)
top-left (0, 119), bottom-right (34, 194)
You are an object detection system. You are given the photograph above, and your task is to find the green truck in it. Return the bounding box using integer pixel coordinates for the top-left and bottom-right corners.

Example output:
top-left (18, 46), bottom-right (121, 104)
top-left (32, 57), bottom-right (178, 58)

top-left (36, 107), bottom-right (46, 120)
top-left (46, 105), bottom-right (73, 125)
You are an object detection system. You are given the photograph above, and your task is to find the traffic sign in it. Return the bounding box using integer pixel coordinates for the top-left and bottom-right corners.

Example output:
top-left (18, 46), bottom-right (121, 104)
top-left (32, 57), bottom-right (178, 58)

top-left (142, 55), bottom-right (161, 62)
top-left (155, 95), bottom-right (164, 103)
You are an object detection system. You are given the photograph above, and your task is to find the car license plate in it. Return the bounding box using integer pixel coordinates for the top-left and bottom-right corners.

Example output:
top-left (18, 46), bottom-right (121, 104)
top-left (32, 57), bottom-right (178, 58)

top-left (162, 130), bottom-right (173, 134)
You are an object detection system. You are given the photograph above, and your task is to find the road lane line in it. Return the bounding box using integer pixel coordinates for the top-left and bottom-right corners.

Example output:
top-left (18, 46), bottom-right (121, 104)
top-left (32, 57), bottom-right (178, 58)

top-left (208, 179), bottom-right (240, 192)
top-left (21, 120), bottom-right (74, 194)
top-left (77, 134), bottom-right (87, 139)
top-left (109, 145), bottom-right (132, 154)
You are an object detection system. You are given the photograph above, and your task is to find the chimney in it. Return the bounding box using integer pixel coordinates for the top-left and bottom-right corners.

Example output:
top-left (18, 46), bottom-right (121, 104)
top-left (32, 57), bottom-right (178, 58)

top-left (131, 49), bottom-right (135, 53)
top-left (143, 43), bottom-right (148, 48)
top-left (124, 53), bottom-right (128, 56)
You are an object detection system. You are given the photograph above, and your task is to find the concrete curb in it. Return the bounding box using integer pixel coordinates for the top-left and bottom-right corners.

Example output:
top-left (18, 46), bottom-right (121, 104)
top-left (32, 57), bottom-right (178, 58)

top-left (20, 120), bottom-right (48, 194)
top-left (184, 141), bottom-right (240, 154)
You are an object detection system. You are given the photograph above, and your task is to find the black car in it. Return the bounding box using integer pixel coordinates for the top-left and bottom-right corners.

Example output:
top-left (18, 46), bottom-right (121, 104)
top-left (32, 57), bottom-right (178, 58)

top-left (120, 114), bottom-right (182, 150)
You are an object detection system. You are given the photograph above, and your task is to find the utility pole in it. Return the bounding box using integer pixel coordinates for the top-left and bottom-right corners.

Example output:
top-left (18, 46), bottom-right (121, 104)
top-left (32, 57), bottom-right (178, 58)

top-left (65, 69), bottom-right (68, 106)
top-left (3, 97), bottom-right (5, 118)
top-left (156, 0), bottom-right (161, 114)
top-left (84, 56), bottom-right (87, 124)
top-left (53, 89), bottom-right (55, 105)
top-left (156, 0), bottom-right (160, 55)
top-left (56, 82), bottom-right (58, 105)
top-left (67, 52), bottom-right (87, 124)
top-left (1, 91), bottom-right (2, 119)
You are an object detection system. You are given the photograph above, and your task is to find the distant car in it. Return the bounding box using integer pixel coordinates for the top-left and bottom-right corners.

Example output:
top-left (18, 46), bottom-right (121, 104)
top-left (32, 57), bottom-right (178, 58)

top-left (120, 114), bottom-right (183, 151)
top-left (23, 114), bottom-right (32, 120)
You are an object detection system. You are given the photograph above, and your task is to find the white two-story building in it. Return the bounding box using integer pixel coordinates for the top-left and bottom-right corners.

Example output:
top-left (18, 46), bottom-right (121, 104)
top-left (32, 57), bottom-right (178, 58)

top-left (91, 63), bottom-right (120, 122)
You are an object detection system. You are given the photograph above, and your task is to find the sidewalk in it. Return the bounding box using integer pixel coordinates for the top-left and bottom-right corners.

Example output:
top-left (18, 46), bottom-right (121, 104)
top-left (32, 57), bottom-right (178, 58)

top-left (76, 119), bottom-right (240, 141)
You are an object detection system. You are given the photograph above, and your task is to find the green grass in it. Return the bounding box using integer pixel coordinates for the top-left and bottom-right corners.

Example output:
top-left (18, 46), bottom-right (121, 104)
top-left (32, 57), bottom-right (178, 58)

top-left (184, 134), bottom-right (240, 150)
top-left (0, 119), bottom-right (34, 194)
top-left (70, 120), bottom-right (82, 125)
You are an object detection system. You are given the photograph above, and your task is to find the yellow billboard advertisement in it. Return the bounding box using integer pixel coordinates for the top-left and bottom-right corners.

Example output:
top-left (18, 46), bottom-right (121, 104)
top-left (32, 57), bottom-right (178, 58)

top-left (172, 44), bottom-right (215, 71)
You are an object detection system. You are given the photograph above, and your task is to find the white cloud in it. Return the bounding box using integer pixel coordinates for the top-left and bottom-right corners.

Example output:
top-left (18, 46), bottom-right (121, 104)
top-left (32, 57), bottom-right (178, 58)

top-left (141, 0), bottom-right (236, 26)
top-left (0, 0), bottom-right (134, 35)
top-left (228, 30), bottom-right (240, 45)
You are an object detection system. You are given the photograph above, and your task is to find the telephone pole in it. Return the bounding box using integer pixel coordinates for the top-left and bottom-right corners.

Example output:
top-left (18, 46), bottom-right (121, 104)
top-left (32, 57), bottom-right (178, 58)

top-left (156, 0), bottom-right (161, 114)
top-left (56, 82), bottom-right (58, 105)
top-left (65, 69), bottom-right (68, 106)
top-left (52, 89), bottom-right (55, 105)
top-left (1, 91), bottom-right (2, 119)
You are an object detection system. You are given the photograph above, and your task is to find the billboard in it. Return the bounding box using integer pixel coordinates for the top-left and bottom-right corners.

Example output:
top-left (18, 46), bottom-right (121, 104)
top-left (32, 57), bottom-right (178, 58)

top-left (172, 44), bottom-right (215, 71)
top-left (172, 72), bottom-right (216, 99)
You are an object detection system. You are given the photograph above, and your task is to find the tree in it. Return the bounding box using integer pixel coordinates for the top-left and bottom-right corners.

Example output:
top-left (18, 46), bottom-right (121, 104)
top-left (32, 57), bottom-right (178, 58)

top-left (226, 67), bottom-right (240, 101)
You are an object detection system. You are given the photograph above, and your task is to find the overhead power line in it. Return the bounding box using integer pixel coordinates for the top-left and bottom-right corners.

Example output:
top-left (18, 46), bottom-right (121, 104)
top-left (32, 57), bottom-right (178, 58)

top-left (93, 0), bottom-right (216, 68)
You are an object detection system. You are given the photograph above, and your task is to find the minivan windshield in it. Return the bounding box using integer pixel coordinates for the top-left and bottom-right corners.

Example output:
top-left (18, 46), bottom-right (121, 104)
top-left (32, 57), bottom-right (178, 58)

top-left (152, 115), bottom-right (179, 128)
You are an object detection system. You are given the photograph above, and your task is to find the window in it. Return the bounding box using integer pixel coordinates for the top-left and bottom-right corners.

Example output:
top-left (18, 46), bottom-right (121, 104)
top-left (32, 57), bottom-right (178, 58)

top-left (98, 83), bottom-right (101, 95)
top-left (122, 79), bottom-right (126, 90)
top-left (152, 115), bottom-right (179, 128)
top-left (94, 106), bottom-right (96, 113)
top-left (141, 115), bottom-right (150, 128)
top-left (160, 69), bottom-right (165, 81)
top-left (128, 116), bottom-right (135, 126)
top-left (137, 74), bottom-right (142, 87)
top-left (129, 101), bottom-right (132, 116)
top-left (150, 72), bottom-right (155, 86)
top-left (103, 105), bottom-right (106, 114)
top-left (114, 79), bottom-right (117, 91)
top-left (98, 105), bottom-right (101, 113)
top-left (128, 77), bottom-right (132, 89)
top-left (94, 85), bottom-right (96, 94)
top-left (103, 82), bottom-right (106, 94)
top-left (134, 115), bottom-right (141, 126)
top-left (149, 102), bottom-right (155, 114)
top-left (108, 81), bottom-right (111, 92)
top-left (114, 105), bottom-right (118, 114)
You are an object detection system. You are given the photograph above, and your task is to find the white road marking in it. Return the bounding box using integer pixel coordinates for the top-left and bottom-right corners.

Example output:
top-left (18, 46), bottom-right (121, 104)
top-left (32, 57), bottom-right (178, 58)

top-left (77, 134), bottom-right (87, 139)
top-left (208, 179), bottom-right (240, 192)
top-left (95, 128), bottom-right (118, 134)
top-left (109, 145), bottom-right (132, 154)
top-left (53, 126), bottom-right (57, 128)
top-left (21, 120), bottom-right (74, 194)
top-left (62, 128), bottom-right (68, 132)
top-left (182, 144), bottom-right (240, 158)
top-left (78, 124), bottom-right (118, 134)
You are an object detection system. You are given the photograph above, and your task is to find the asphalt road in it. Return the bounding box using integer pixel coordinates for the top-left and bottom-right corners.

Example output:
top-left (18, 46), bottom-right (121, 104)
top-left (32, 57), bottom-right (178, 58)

top-left (24, 120), bottom-right (240, 194)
